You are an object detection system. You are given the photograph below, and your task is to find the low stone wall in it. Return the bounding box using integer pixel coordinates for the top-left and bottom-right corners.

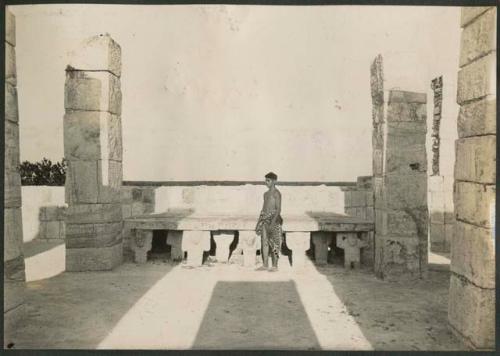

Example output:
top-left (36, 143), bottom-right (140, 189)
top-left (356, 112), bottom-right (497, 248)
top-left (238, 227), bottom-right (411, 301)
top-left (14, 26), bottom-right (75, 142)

top-left (21, 186), bottom-right (66, 242)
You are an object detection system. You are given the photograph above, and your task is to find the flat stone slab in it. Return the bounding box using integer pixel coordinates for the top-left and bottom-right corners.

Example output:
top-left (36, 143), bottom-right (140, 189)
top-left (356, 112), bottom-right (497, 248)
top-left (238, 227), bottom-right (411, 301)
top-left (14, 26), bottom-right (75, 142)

top-left (125, 211), bottom-right (373, 232)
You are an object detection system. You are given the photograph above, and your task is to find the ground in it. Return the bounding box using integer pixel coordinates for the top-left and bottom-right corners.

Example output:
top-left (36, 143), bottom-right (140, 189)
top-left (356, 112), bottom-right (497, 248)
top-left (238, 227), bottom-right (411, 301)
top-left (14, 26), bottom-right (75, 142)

top-left (7, 240), bottom-right (464, 350)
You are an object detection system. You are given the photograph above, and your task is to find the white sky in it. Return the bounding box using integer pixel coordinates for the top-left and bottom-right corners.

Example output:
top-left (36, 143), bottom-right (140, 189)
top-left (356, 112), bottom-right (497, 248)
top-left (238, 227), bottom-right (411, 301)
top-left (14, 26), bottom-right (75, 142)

top-left (9, 5), bottom-right (461, 181)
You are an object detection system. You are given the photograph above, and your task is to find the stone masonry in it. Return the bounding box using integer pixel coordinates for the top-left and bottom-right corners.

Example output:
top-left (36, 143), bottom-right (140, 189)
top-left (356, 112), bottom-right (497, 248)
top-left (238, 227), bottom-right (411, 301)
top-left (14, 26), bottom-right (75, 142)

top-left (448, 7), bottom-right (496, 350)
top-left (4, 9), bottom-right (26, 345)
top-left (64, 34), bottom-right (124, 271)
top-left (371, 56), bottom-right (429, 281)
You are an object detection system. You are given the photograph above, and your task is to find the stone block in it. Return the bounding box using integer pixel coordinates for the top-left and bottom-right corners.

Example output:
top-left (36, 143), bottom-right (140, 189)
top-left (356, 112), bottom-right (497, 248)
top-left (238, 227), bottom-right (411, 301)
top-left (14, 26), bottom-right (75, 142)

top-left (460, 8), bottom-right (496, 67)
top-left (451, 221), bottom-right (495, 288)
top-left (4, 279), bottom-right (24, 314)
top-left (213, 231), bottom-right (235, 263)
top-left (454, 181), bottom-right (495, 228)
top-left (386, 121), bottom-right (427, 134)
top-left (64, 70), bottom-right (122, 115)
top-left (448, 274), bottom-right (495, 349)
top-left (65, 203), bottom-right (122, 224)
top-left (4, 208), bottom-right (23, 262)
top-left (455, 136), bottom-right (496, 184)
top-left (366, 207), bottom-right (374, 221)
top-left (374, 235), bottom-right (427, 281)
top-left (458, 96), bottom-right (496, 138)
top-left (68, 34), bottom-right (121, 77)
top-left (385, 144), bottom-right (427, 175)
top-left (457, 53), bottom-right (496, 104)
top-left (350, 190), bottom-right (367, 207)
top-left (5, 43), bottom-right (16, 86)
top-left (5, 120), bottom-right (20, 170)
top-left (366, 193), bottom-right (374, 207)
top-left (66, 160), bottom-right (99, 203)
top-left (4, 170), bottom-right (21, 208)
top-left (120, 186), bottom-right (134, 203)
top-left (356, 176), bottom-right (372, 189)
top-left (383, 173), bottom-right (427, 210)
top-left (41, 221), bottom-right (62, 240)
top-left (377, 209), bottom-right (425, 237)
top-left (430, 210), bottom-right (445, 224)
top-left (97, 160), bottom-right (123, 203)
top-left (182, 230), bottom-right (211, 267)
top-left (239, 231), bottom-right (258, 267)
top-left (65, 222), bottom-right (122, 248)
top-left (39, 206), bottom-right (67, 221)
top-left (461, 6), bottom-right (493, 27)
top-left (428, 175), bottom-right (444, 192)
top-left (387, 101), bottom-right (427, 124)
top-left (64, 111), bottom-right (122, 161)
top-left (388, 90), bottom-right (427, 104)
top-left (311, 232), bottom-right (334, 265)
top-left (286, 232), bottom-right (310, 269)
top-left (142, 188), bottom-right (155, 204)
top-left (166, 230), bottom-right (184, 261)
top-left (6, 9), bottom-right (16, 46)
top-left (122, 204), bottom-right (132, 219)
top-left (66, 241), bottom-right (123, 271)
top-left (131, 202), bottom-right (146, 216)
top-left (372, 148), bottom-right (384, 176)
top-left (5, 83), bottom-right (19, 123)
top-left (360, 231), bottom-right (375, 267)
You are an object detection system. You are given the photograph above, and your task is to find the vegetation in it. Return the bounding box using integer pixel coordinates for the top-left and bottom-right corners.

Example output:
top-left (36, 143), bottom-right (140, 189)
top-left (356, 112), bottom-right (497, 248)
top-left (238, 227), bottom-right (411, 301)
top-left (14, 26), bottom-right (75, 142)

top-left (19, 158), bottom-right (67, 186)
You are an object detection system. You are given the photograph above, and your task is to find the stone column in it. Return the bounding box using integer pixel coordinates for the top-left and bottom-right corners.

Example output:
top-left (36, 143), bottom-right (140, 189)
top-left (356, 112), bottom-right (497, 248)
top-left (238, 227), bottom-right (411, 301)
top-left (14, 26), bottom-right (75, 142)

top-left (4, 9), bottom-right (26, 344)
top-left (286, 232), bottom-right (310, 269)
top-left (64, 34), bottom-right (123, 271)
top-left (311, 232), bottom-right (333, 265)
top-left (182, 231), bottom-right (211, 267)
top-left (213, 231), bottom-right (235, 263)
top-left (373, 89), bottom-right (428, 281)
top-left (166, 230), bottom-right (184, 261)
top-left (239, 231), bottom-right (258, 267)
top-left (448, 7), bottom-right (496, 350)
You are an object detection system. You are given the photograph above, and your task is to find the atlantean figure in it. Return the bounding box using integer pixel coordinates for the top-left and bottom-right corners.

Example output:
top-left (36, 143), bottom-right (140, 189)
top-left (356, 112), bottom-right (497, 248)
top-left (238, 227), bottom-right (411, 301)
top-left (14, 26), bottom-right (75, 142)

top-left (336, 233), bottom-right (368, 269)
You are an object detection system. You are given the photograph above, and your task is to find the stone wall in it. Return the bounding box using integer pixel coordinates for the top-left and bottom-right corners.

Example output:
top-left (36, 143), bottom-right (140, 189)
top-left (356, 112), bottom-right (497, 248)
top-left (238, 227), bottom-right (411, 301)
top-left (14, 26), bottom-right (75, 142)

top-left (64, 34), bottom-right (124, 271)
top-left (428, 176), bottom-right (454, 253)
top-left (4, 9), bottom-right (26, 345)
top-left (448, 7), bottom-right (496, 350)
top-left (21, 186), bottom-right (66, 242)
top-left (341, 176), bottom-right (375, 266)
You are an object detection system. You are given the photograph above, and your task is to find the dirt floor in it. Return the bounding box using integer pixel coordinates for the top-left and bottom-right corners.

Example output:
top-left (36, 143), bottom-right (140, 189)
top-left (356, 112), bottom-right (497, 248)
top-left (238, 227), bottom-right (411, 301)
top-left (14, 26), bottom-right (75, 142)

top-left (6, 241), bottom-right (464, 350)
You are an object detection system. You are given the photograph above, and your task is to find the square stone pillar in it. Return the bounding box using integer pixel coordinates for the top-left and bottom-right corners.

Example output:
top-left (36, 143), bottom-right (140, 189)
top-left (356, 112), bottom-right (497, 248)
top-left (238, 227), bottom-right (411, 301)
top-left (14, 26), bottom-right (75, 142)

top-left (64, 34), bottom-right (123, 271)
top-left (448, 7), bottom-right (496, 350)
top-left (373, 88), bottom-right (429, 281)
top-left (4, 9), bottom-right (26, 346)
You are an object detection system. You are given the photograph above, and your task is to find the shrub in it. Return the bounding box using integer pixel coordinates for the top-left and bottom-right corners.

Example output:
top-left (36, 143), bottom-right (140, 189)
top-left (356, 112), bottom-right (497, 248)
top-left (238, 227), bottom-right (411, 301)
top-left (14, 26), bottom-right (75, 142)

top-left (19, 158), bottom-right (67, 186)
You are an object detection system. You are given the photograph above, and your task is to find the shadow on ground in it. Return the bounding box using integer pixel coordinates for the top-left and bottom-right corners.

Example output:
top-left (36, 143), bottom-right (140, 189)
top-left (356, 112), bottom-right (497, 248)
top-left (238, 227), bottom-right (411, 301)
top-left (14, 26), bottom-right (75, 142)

top-left (192, 281), bottom-right (320, 350)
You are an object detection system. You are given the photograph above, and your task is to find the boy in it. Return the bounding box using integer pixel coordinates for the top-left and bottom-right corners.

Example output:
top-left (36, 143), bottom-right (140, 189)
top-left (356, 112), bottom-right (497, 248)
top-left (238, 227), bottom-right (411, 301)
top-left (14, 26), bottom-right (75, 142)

top-left (255, 172), bottom-right (283, 271)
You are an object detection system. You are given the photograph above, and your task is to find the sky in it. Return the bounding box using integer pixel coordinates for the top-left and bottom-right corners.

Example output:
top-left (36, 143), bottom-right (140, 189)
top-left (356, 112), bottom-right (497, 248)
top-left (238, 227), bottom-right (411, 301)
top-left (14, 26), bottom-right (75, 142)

top-left (9, 5), bottom-right (461, 181)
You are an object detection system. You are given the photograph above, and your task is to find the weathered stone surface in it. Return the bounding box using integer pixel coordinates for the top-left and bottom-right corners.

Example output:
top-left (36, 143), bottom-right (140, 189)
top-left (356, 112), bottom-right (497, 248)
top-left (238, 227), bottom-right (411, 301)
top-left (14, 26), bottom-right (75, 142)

top-left (377, 209), bottom-right (424, 237)
top-left (4, 279), bottom-right (24, 313)
top-left (5, 83), bottom-right (19, 123)
top-left (66, 203), bottom-right (122, 224)
top-left (370, 54), bottom-right (384, 105)
top-left (372, 148), bottom-right (384, 176)
top-left (66, 222), bottom-right (122, 248)
top-left (385, 145), bottom-right (427, 174)
top-left (356, 176), bottom-right (373, 189)
top-left (455, 136), bottom-right (496, 184)
top-left (388, 90), bottom-right (427, 104)
top-left (64, 111), bottom-right (122, 161)
top-left (40, 221), bottom-right (63, 240)
top-left (66, 241), bottom-right (123, 271)
top-left (457, 53), bottom-right (496, 104)
top-left (454, 181), bottom-right (495, 228)
top-left (375, 235), bottom-right (427, 281)
top-left (4, 170), bottom-right (21, 208)
top-left (451, 221), bottom-right (495, 288)
top-left (39, 206), bottom-right (67, 221)
top-left (66, 160), bottom-right (99, 203)
top-left (461, 6), bottom-right (492, 28)
top-left (337, 233), bottom-right (367, 269)
top-left (182, 230), bottom-right (211, 267)
top-left (213, 232), bottom-right (235, 263)
top-left (383, 173), bottom-right (427, 209)
top-left (5, 120), bottom-right (20, 173)
top-left (130, 229), bottom-right (152, 264)
top-left (97, 160), bottom-right (123, 203)
top-left (360, 231), bottom-right (375, 267)
top-left (166, 230), bottom-right (184, 261)
top-left (448, 274), bottom-right (495, 349)
top-left (68, 34), bottom-right (121, 77)
top-left (5, 43), bottom-right (16, 86)
top-left (64, 70), bottom-right (122, 115)
top-left (458, 96), bottom-right (496, 138)
top-left (311, 232), bottom-right (334, 265)
top-left (386, 101), bottom-right (427, 123)
top-left (460, 8), bottom-right (496, 67)
top-left (6, 9), bottom-right (16, 46)
top-left (4, 207), bottom-right (23, 262)
top-left (386, 121), bottom-right (427, 134)
top-left (239, 230), bottom-right (258, 267)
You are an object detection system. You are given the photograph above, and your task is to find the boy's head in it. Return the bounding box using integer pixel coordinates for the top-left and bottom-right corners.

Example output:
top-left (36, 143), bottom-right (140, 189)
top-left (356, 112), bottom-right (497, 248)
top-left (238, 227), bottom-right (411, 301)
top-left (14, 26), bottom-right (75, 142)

top-left (264, 172), bottom-right (278, 188)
